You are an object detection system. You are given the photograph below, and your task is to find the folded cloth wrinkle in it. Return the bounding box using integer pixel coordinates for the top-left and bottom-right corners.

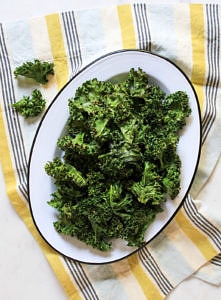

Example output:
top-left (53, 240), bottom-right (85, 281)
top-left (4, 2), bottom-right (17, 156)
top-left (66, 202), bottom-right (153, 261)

top-left (193, 253), bottom-right (221, 285)
top-left (0, 3), bottom-right (221, 299)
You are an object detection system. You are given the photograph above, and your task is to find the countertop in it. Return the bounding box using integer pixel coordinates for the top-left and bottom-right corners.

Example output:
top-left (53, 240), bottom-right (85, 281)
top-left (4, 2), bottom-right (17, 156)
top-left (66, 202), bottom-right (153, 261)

top-left (0, 1), bottom-right (221, 299)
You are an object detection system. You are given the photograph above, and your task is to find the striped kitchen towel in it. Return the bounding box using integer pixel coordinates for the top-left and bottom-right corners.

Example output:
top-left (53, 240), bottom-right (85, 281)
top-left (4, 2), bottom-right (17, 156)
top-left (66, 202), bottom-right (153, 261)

top-left (0, 3), bottom-right (221, 299)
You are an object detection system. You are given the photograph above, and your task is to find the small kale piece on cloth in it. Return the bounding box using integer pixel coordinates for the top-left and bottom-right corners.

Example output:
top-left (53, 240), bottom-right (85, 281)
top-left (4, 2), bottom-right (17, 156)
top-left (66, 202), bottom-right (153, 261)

top-left (14, 59), bottom-right (54, 85)
top-left (11, 89), bottom-right (46, 118)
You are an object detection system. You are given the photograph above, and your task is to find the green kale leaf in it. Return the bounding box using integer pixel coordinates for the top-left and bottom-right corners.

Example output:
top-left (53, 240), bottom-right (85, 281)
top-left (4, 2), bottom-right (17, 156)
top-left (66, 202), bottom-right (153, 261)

top-left (14, 59), bottom-right (54, 84)
top-left (11, 89), bottom-right (46, 118)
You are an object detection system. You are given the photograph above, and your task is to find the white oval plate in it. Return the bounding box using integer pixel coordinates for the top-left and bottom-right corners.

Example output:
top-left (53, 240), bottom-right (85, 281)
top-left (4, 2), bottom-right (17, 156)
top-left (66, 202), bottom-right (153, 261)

top-left (28, 50), bottom-right (201, 264)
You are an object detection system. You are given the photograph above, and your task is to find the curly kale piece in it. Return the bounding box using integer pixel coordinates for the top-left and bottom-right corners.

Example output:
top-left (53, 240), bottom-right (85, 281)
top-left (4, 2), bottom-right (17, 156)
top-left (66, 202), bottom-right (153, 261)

top-left (45, 68), bottom-right (191, 251)
top-left (11, 89), bottom-right (46, 118)
top-left (162, 153), bottom-right (182, 199)
top-left (45, 158), bottom-right (87, 187)
top-left (163, 91), bottom-right (191, 132)
top-left (14, 59), bottom-right (54, 84)
top-left (130, 162), bottom-right (166, 205)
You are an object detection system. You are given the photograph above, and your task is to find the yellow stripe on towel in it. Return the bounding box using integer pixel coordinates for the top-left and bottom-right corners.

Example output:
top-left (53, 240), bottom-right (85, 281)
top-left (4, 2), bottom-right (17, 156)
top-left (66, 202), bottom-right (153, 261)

top-left (45, 13), bottom-right (69, 90)
top-left (0, 103), bottom-right (27, 213)
top-left (117, 4), bottom-right (136, 49)
top-left (175, 210), bottom-right (218, 261)
top-left (190, 4), bottom-right (206, 110)
top-left (127, 254), bottom-right (164, 300)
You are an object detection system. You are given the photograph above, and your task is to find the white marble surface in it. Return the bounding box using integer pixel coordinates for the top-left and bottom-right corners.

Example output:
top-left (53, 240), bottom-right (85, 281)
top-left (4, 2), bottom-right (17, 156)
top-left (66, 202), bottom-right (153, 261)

top-left (0, 1), bottom-right (221, 299)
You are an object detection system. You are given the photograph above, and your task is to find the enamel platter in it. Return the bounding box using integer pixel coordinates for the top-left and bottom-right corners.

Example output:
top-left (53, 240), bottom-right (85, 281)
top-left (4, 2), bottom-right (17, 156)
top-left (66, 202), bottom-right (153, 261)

top-left (28, 50), bottom-right (201, 264)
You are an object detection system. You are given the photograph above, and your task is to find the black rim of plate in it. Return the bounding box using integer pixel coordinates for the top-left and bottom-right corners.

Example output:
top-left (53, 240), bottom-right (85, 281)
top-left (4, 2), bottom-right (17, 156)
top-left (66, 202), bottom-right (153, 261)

top-left (28, 49), bottom-right (202, 264)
